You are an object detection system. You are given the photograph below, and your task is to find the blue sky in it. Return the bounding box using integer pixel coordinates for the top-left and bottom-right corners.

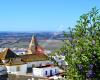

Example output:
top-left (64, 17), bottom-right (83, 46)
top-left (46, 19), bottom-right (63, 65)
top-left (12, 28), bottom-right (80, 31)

top-left (0, 0), bottom-right (100, 32)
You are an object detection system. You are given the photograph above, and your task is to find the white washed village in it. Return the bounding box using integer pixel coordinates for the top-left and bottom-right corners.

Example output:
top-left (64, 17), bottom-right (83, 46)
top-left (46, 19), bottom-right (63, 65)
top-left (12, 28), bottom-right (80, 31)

top-left (0, 35), bottom-right (68, 80)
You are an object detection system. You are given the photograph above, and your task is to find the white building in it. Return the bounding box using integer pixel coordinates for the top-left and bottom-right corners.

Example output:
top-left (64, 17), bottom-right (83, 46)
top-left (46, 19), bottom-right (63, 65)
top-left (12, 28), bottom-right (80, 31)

top-left (44, 50), bottom-right (51, 54)
top-left (5, 58), bottom-right (27, 75)
top-left (20, 53), bottom-right (51, 68)
top-left (53, 55), bottom-right (68, 66)
top-left (0, 35), bottom-right (65, 80)
top-left (13, 50), bottom-right (27, 55)
top-left (33, 65), bottom-right (64, 79)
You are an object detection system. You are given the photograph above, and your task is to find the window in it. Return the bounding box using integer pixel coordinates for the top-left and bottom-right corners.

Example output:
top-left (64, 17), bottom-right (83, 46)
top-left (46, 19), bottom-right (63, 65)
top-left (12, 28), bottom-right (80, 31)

top-left (45, 71), bottom-right (48, 75)
top-left (40, 63), bottom-right (42, 67)
top-left (55, 69), bottom-right (57, 74)
top-left (50, 70), bottom-right (52, 76)
top-left (32, 64), bottom-right (35, 67)
top-left (17, 66), bottom-right (20, 71)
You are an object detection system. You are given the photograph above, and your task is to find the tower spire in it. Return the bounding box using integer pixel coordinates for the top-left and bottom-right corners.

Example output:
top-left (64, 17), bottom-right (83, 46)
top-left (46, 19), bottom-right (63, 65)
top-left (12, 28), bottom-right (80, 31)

top-left (28, 34), bottom-right (38, 54)
top-left (28, 34), bottom-right (44, 54)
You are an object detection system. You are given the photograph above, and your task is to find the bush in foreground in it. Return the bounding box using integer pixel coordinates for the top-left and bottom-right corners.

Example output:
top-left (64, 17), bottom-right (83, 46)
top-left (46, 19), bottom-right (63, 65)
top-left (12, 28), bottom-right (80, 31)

top-left (60, 7), bottom-right (100, 80)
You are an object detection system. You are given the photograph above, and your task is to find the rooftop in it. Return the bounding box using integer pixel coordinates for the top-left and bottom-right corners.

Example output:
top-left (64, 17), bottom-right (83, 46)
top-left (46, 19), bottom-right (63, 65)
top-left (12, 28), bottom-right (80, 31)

top-left (20, 53), bottom-right (48, 62)
top-left (5, 58), bottom-right (26, 66)
top-left (0, 48), bottom-right (18, 60)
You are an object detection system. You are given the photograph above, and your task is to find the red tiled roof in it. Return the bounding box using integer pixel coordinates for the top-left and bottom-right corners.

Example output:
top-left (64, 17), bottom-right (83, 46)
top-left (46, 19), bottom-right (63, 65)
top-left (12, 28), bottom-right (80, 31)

top-left (20, 53), bottom-right (48, 62)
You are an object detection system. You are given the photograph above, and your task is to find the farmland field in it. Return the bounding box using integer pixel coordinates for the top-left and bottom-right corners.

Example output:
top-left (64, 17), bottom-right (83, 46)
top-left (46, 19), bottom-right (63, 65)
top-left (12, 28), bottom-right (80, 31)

top-left (0, 32), bottom-right (65, 50)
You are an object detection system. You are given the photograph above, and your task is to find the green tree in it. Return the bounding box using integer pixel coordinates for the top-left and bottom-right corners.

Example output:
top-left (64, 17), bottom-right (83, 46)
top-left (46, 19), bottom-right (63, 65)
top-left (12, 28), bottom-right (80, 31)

top-left (60, 7), bottom-right (100, 80)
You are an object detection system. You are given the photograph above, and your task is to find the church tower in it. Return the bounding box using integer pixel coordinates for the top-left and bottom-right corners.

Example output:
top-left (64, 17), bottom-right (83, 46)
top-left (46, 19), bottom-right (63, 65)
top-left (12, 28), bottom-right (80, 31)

top-left (28, 35), bottom-right (38, 54)
top-left (28, 35), bottom-right (44, 54)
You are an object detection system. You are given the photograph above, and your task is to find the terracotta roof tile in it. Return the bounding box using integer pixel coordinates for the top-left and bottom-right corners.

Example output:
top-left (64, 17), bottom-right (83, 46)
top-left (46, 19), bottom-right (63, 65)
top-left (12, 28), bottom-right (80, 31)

top-left (20, 54), bottom-right (48, 62)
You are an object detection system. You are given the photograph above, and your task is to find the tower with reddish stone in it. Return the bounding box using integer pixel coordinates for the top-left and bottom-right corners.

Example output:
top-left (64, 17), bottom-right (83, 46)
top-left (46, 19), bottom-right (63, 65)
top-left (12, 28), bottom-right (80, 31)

top-left (28, 35), bottom-right (44, 54)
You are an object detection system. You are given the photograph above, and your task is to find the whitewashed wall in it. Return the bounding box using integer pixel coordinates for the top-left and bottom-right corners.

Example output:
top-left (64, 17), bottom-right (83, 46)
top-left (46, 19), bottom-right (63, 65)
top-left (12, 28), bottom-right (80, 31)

top-left (33, 67), bottom-right (59, 77)
top-left (15, 51), bottom-right (26, 55)
top-left (43, 67), bottom-right (59, 76)
top-left (6, 64), bottom-right (27, 75)
top-left (27, 61), bottom-right (52, 68)
top-left (33, 68), bottom-right (42, 77)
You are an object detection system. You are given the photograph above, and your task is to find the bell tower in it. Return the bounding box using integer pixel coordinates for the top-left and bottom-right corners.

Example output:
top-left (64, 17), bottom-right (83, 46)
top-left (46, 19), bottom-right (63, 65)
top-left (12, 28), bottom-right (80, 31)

top-left (28, 35), bottom-right (38, 54)
top-left (28, 34), bottom-right (44, 54)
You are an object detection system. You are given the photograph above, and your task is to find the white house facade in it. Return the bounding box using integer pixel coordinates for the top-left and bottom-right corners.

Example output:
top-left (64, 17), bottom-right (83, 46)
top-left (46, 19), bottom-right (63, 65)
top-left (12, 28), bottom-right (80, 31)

top-left (33, 66), bottom-right (61, 77)
top-left (6, 64), bottom-right (27, 75)
top-left (27, 60), bottom-right (53, 68)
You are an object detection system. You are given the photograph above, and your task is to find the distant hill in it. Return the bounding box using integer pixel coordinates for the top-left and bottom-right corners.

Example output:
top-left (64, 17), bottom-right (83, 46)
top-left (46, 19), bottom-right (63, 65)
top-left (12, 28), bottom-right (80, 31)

top-left (0, 32), bottom-right (66, 40)
top-left (0, 32), bottom-right (67, 49)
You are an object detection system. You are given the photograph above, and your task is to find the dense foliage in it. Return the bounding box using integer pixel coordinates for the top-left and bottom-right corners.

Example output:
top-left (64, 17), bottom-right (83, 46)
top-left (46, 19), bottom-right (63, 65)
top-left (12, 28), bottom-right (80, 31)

top-left (60, 7), bottom-right (100, 80)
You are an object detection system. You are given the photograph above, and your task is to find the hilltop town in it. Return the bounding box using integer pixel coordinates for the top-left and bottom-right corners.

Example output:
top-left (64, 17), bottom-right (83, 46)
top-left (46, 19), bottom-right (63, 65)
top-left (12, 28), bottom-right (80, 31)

top-left (0, 0), bottom-right (99, 79)
top-left (0, 35), bottom-right (67, 80)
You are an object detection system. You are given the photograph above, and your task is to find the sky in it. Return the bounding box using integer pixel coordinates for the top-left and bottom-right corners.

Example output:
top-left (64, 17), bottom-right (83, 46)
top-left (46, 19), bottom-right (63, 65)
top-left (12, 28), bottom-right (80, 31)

top-left (0, 0), bottom-right (100, 32)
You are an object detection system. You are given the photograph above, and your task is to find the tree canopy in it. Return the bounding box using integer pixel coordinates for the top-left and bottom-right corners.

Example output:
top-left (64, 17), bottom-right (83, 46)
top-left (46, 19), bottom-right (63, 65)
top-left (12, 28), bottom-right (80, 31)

top-left (59, 7), bottom-right (100, 80)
